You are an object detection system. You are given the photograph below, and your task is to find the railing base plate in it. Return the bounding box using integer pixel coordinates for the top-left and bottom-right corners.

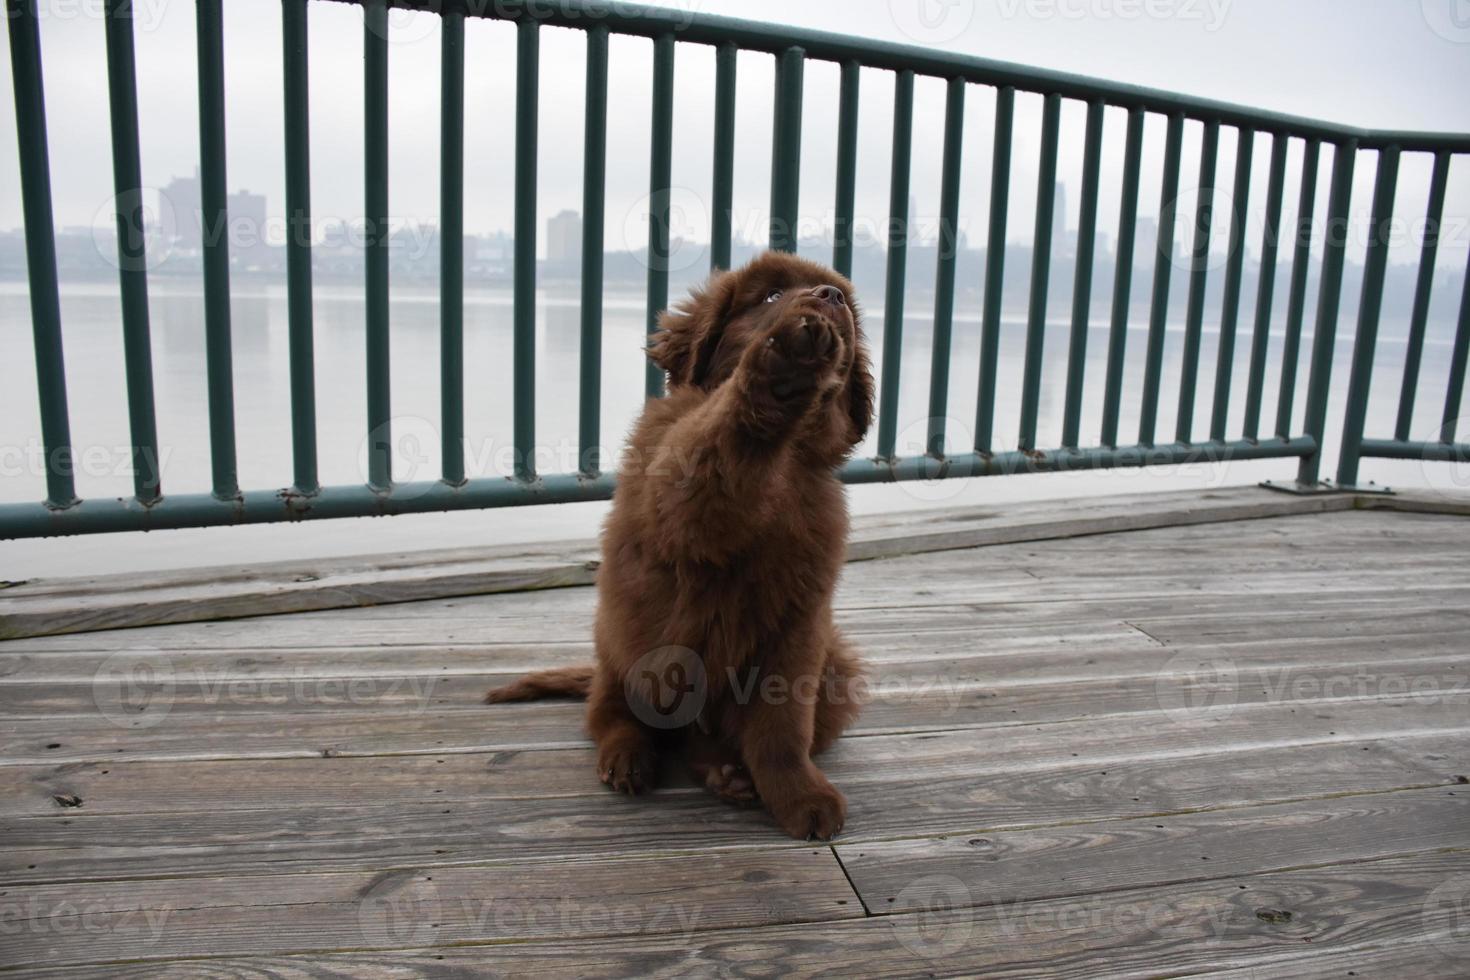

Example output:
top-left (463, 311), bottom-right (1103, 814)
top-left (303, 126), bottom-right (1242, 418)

top-left (1260, 479), bottom-right (1394, 496)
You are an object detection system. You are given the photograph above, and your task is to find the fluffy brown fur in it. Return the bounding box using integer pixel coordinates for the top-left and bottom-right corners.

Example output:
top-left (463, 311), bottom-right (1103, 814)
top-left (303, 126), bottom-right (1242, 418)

top-left (487, 251), bottom-right (874, 840)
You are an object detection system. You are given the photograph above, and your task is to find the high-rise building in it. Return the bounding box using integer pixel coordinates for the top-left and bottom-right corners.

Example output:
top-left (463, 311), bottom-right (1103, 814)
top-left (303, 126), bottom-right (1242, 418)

top-left (1054, 182), bottom-right (1071, 256)
top-left (547, 210), bottom-right (581, 263)
top-left (228, 189), bottom-right (267, 256)
top-left (157, 171), bottom-right (267, 259)
top-left (159, 170), bottom-right (202, 251)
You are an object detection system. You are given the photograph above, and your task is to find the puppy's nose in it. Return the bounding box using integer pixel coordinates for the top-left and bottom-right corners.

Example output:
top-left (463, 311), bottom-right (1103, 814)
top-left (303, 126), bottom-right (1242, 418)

top-left (811, 284), bottom-right (845, 308)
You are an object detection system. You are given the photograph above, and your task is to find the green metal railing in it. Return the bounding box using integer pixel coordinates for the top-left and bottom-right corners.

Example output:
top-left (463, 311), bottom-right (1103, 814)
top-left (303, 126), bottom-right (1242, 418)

top-left (3, 0), bottom-right (1469, 539)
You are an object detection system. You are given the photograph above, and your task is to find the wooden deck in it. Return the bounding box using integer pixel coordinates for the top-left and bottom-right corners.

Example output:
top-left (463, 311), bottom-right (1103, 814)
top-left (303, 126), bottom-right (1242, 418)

top-left (2, 487), bottom-right (1468, 977)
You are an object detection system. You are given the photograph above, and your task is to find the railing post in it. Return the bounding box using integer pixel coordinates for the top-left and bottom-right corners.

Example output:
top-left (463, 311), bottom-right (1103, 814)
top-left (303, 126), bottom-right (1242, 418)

top-left (364, 0), bottom-right (391, 492)
top-left (105, 0), bottom-right (162, 504)
top-left (1335, 147), bottom-right (1400, 488)
top-left (832, 60), bottom-right (860, 280)
top-left (770, 46), bottom-right (804, 254)
top-left (1138, 112), bottom-right (1184, 448)
top-left (1062, 99), bottom-right (1104, 450)
top-left (925, 77), bottom-right (965, 460)
top-left (1209, 128), bottom-right (1253, 442)
top-left (875, 69), bottom-right (914, 461)
top-left (974, 86), bottom-right (1014, 455)
top-left (1019, 93), bottom-right (1062, 453)
top-left (439, 5), bottom-right (465, 486)
top-left (645, 32), bottom-right (674, 398)
top-left (283, 0), bottom-right (319, 495)
top-left (513, 17), bottom-right (540, 476)
top-left (197, 0), bottom-right (240, 499)
top-left (1296, 139), bottom-right (1357, 487)
top-left (1100, 107), bottom-right (1144, 449)
top-left (1176, 119), bottom-right (1219, 445)
top-left (8, 0), bottom-right (76, 510)
top-left (1241, 132), bottom-right (1287, 441)
top-left (1444, 248), bottom-right (1470, 445)
top-left (1394, 151), bottom-right (1450, 442)
top-left (579, 25), bottom-right (609, 476)
top-left (1275, 138), bottom-right (1321, 438)
top-left (710, 41), bottom-right (736, 273)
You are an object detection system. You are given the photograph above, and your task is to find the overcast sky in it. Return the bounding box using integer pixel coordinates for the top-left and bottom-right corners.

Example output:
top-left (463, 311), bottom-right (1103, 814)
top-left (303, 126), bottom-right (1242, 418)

top-left (3, 0), bottom-right (1469, 268)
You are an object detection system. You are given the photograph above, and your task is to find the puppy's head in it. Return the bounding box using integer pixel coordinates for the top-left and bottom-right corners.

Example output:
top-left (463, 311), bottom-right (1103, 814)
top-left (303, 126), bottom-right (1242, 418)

top-left (647, 251), bottom-right (874, 448)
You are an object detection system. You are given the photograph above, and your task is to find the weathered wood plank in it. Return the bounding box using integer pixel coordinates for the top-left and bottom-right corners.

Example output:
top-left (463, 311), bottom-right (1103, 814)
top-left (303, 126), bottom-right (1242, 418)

top-left (2, 643), bottom-right (1465, 766)
top-left (0, 847), bottom-right (860, 969)
top-left (3, 692), bottom-right (1463, 817)
top-left (3, 851), bottom-right (1466, 977)
top-left (5, 505), bottom-right (1467, 655)
top-left (3, 495), bottom-right (1465, 648)
top-left (1187, 937), bottom-right (1470, 978)
top-left (3, 585), bottom-right (1464, 655)
top-left (0, 618), bottom-right (1155, 683)
top-left (2, 729), bottom-right (1463, 886)
top-left (5, 628), bottom-right (1460, 717)
top-left (9, 486), bottom-right (1447, 640)
top-left (837, 787), bottom-right (1470, 912)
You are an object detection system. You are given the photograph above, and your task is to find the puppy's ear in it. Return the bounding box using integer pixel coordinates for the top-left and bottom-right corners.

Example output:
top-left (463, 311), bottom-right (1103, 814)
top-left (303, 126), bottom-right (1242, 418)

top-left (646, 271), bottom-right (731, 388)
top-left (844, 319), bottom-right (876, 445)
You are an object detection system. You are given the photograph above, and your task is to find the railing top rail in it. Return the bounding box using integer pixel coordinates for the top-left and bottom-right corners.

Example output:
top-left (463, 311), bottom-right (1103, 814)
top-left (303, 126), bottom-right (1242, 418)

top-left (324, 0), bottom-right (1470, 153)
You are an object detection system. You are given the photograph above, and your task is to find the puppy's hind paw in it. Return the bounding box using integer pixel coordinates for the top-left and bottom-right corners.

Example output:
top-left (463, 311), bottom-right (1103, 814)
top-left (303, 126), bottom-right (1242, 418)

top-left (703, 762), bottom-right (759, 805)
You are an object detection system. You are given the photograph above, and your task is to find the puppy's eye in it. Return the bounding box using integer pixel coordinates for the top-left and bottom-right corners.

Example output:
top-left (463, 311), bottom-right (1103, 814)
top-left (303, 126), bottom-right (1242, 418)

top-left (764, 289), bottom-right (783, 304)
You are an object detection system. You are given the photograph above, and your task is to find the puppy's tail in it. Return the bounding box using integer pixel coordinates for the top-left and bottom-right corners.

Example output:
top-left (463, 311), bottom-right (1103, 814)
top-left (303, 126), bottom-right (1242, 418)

top-left (484, 665), bottom-right (595, 703)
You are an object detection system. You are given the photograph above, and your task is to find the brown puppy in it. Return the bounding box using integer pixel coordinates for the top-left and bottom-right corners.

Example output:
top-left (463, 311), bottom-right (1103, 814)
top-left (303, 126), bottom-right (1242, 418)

top-left (487, 251), bottom-right (874, 840)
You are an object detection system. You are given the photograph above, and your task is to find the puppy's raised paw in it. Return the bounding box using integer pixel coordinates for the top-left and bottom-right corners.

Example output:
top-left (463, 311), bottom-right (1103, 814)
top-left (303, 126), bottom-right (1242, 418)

top-left (761, 315), bottom-right (842, 400)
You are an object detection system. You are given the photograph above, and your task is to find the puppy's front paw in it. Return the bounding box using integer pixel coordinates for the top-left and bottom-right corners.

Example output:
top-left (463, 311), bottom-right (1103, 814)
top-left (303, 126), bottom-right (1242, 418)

top-left (768, 781), bottom-right (847, 841)
top-left (597, 741), bottom-right (658, 795)
top-left (760, 315), bottom-right (841, 400)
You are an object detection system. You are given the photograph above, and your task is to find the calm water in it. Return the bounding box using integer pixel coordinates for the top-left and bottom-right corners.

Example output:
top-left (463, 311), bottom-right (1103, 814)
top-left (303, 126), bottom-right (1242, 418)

top-left (1, 279), bottom-right (1464, 575)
